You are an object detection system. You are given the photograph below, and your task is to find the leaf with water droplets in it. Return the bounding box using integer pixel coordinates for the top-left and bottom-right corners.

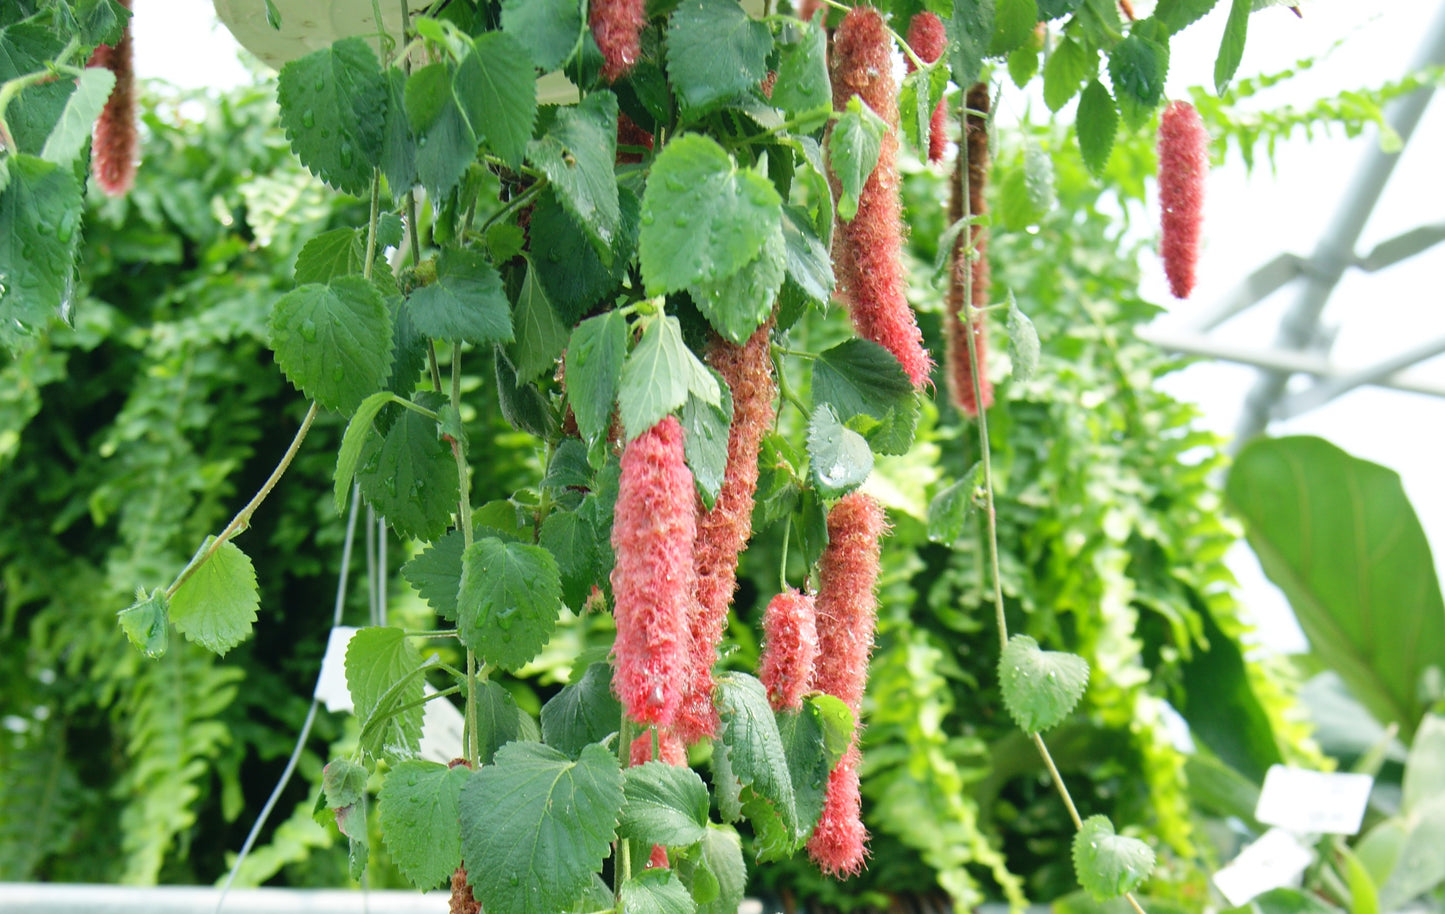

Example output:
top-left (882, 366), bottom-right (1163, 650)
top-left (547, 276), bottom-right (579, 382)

top-left (355, 394), bottom-right (458, 541)
top-left (276, 37), bottom-right (387, 195)
top-left (406, 248), bottom-right (513, 345)
top-left (777, 693), bottom-right (854, 841)
top-left (688, 218), bottom-right (785, 346)
top-left (619, 761), bottom-right (710, 847)
top-left (826, 97), bottom-right (886, 222)
top-left (999, 634), bottom-right (1089, 734)
top-left (268, 276), bottom-right (393, 415)
top-left (714, 673), bottom-right (800, 853)
top-left (806, 404), bottom-right (873, 496)
top-left (346, 626), bottom-right (425, 762)
top-left (0, 154), bottom-right (85, 352)
top-left (457, 537), bottom-right (563, 672)
top-left (1073, 815), bottom-right (1156, 900)
top-left (117, 587), bottom-right (169, 659)
top-left (379, 759), bottom-right (470, 890)
top-left (1006, 291), bottom-right (1041, 383)
top-left (170, 537), bottom-right (260, 655)
top-left (525, 91), bottom-right (619, 261)
top-left (666, 0), bottom-right (773, 117)
top-left (621, 870), bottom-right (697, 914)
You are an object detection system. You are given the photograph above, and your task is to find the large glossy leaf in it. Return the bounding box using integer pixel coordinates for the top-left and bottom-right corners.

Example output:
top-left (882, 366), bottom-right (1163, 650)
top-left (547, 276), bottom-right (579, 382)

top-left (1226, 436), bottom-right (1445, 740)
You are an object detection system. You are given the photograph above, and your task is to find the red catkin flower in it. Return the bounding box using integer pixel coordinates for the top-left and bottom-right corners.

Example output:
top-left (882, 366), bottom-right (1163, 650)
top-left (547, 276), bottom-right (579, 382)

top-left (674, 324), bottom-right (777, 744)
top-left (590, 0), bottom-right (647, 83)
top-left (758, 588), bottom-right (819, 713)
top-left (1157, 100), bottom-right (1209, 299)
top-left (830, 7), bottom-right (932, 389)
top-left (945, 83), bottom-right (995, 417)
top-left (797, 0), bottom-right (825, 24)
top-left (88, 0), bottom-right (137, 197)
top-left (611, 416), bottom-right (697, 728)
top-left (807, 743), bottom-right (867, 877)
top-left (450, 867), bottom-right (480, 914)
top-left (616, 111), bottom-right (653, 165)
top-left (905, 13), bottom-right (948, 164)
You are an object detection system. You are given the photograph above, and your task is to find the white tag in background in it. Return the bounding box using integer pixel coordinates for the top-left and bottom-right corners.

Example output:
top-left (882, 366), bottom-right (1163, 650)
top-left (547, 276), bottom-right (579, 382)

top-left (1255, 765), bottom-right (1374, 835)
top-left (1213, 828), bottom-right (1315, 907)
top-left (418, 686), bottom-right (467, 764)
top-left (313, 626), bottom-right (360, 713)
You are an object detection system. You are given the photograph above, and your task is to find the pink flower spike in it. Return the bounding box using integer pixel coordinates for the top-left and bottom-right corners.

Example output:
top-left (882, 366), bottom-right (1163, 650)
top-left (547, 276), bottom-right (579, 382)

top-left (759, 589), bottom-right (820, 713)
top-left (1157, 100), bottom-right (1209, 299)
top-left (88, 0), bottom-right (137, 197)
top-left (807, 743), bottom-right (868, 877)
top-left (812, 492), bottom-right (887, 716)
top-left (591, 0), bottom-right (647, 83)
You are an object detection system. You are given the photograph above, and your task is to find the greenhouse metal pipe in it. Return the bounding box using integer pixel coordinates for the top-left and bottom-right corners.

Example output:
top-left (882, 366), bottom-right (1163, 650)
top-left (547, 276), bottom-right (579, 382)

top-left (1273, 331), bottom-right (1445, 419)
top-left (1232, 0), bottom-right (1445, 448)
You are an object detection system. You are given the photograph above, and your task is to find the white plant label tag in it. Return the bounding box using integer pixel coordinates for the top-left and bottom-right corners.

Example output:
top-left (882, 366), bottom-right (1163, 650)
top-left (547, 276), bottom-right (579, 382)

top-left (418, 686), bottom-right (467, 764)
top-left (314, 625), bottom-right (359, 712)
top-left (1255, 765), bottom-right (1373, 835)
top-left (1213, 828), bottom-right (1314, 907)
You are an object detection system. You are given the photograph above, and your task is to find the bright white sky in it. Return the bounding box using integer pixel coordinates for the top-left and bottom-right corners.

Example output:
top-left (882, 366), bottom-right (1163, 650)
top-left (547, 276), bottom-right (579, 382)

top-left (131, 0), bottom-right (1445, 654)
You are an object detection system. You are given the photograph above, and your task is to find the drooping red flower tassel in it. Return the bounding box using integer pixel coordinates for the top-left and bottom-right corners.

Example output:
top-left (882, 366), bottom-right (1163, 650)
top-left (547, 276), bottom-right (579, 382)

top-left (807, 743), bottom-right (867, 877)
top-left (905, 12), bottom-right (948, 164)
top-left (946, 83), bottom-right (995, 417)
top-left (611, 416), bottom-right (697, 727)
top-left (590, 0), bottom-right (647, 83)
top-left (616, 111), bottom-right (653, 165)
top-left (88, 0), bottom-right (137, 197)
top-left (797, 0), bottom-right (825, 24)
top-left (1157, 100), bottom-right (1209, 299)
top-left (674, 324), bottom-right (777, 744)
top-left (450, 867), bottom-right (480, 914)
top-left (829, 7), bottom-right (932, 389)
top-left (759, 589), bottom-right (819, 713)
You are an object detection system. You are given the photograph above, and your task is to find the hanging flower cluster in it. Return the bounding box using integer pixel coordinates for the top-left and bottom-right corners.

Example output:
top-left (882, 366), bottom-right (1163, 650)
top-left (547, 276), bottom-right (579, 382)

top-left (758, 588), bottom-right (820, 714)
top-left (87, 0), bottom-right (137, 197)
top-left (590, 0), bottom-right (647, 83)
top-left (1157, 100), bottom-right (1210, 299)
top-left (946, 83), bottom-right (996, 417)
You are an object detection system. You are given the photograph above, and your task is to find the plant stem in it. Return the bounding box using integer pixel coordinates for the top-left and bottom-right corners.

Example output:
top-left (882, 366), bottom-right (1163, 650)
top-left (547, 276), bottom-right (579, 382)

top-left (448, 342), bottom-right (480, 767)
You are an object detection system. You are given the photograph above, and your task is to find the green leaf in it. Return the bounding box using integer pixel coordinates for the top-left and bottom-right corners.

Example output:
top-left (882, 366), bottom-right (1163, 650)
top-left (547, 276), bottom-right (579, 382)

top-left (457, 537), bottom-right (563, 672)
top-left (1038, 0), bottom-right (1084, 17)
top-left (527, 91), bottom-right (619, 258)
top-left (1107, 33), bottom-right (1169, 129)
top-left (380, 67), bottom-right (418, 191)
top-left (990, 0), bottom-right (1038, 56)
top-left (405, 60), bottom-right (477, 196)
top-left (539, 508), bottom-right (601, 611)
top-left (470, 32), bottom-right (538, 170)
top-left (1043, 37), bottom-right (1092, 112)
top-left (407, 249), bottom-right (513, 345)
top-left (714, 673), bottom-right (799, 847)
top-left (170, 538), bottom-right (260, 655)
top-left (346, 626), bottom-right (426, 760)
top-left (1072, 815), bottom-right (1155, 900)
top-left (811, 339), bottom-right (918, 457)
top-left (460, 742), bottom-right (624, 914)
top-left (926, 468), bottom-right (981, 546)
top-left (807, 404), bottom-right (873, 496)
top-left (900, 62), bottom-right (950, 158)
top-left (638, 133), bottom-right (781, 296)
top-left (999, 635), bottom-right (1089, 733)
top-left (1154, 0), bottom-right (1221, 33)
top-left (619, 314), bottom-right (719, 441)
top-left (682, 380), bottom-right (733, 510)
top-left (951, 0), bottom-right (996, 86)
top-left (117, 587), bottom-right (169, 659)
top-left (1404, 714), bottom-right (1445, 813)
top-left (772, 19), bottom-right (830, 118)
top-left (334, 390), bottom-right (394, 513)
top-left (567, 310), bottom-right (628, 448)
top-left (1008, 40), bottom-right (1041, 88)
top-left (781, 205), bottom-right (834, 307)
top-left (1225, 436), bottom-right (1445, 741)
top-left (294, 228), bottom-right (364, 285)
top-left (378, 760), bottom-right (469, 889)
top-left (509, 257), bottom-right (569, 382)
top-left (621, 869), bottom-right (697, 914)
top-left (689, 220), bottom-right (785, 345)
top-left (276, 37), bottom-right (387, 196)
top-left (323, 758), bottom-right (368, 810)
top-left (532, 186), bottom-right (639, 321)
top-left (502, 0), bottom-right (583, 71)
top-left (778, 694), bottom-right (854, 839)
top-left (495, 345), bottom-right (559, 439)
top-left (1378, 794), bottom-right (1445, 910)
top-left (1214, 0), bottom-right (1251, 95)
top-left (677, 825), bottom-right (746, 914)
top-left (269, 276), bottom-right (393, 414)
top-left (666, 0), bottom-right (773, 116)
top-left (619, 760), bottom-right (710, 847)
top-left (474, 678), bottom-right (534, 765)
top-left (402, 528), bottom-right (465, 620)
top-left (1005, 292), bottom-right (1040, 382)
top-left (0, 155), bottom-right (84, 349)
top-left (1075, 80), bottom-right (1118, 177)
top-left (826, 97), bottom-right (886, 222)
top-left (39, 67), bottom-right (114, 166)
top-left (541, 662), bottom-right (622, 758)
top-left (356, 398), bottom-right (458, 541)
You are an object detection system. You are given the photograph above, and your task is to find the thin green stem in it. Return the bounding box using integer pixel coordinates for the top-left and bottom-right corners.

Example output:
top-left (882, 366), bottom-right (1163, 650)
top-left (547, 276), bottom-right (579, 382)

top-left (405, 628), bottom-right (460, 639)
top-left (478, 181), bottom-right (545, 236)
top-left (448, 343), bottom-right (480, 766)
top-left (391, 396), bottom-right (440, 423)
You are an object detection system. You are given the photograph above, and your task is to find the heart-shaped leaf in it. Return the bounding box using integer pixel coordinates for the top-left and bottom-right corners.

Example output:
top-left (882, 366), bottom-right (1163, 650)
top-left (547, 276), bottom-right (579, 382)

top-left (999, 634), bottom-right (1089, 733)
top-left (1073, 815), bottom-right (1155, 900)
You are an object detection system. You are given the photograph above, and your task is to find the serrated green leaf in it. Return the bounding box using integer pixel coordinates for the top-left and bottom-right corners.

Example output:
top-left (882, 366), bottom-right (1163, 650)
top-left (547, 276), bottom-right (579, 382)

top-left (501, 0), bottom-right (583, 71)
top-left (1038, 0), bottom-right (1084, 16)
top-left (403, 528), bottom-right (464, 620)
top-left (404, 61), bottom-right (474, 196)
top-left (926, 465), bottom-right (981, 545)
top-left (470, 32), bottom-right (537, 169)
top-left (294, 229), bottom-right (364, 285)
top-left (990, 0), bottom-right (1038, 56)
top-left (269, 276), bottom-right (393, 414)
top-left (826, 97), bottom-right (886, 222)
top-left (1073, 815), bottom-right (1156, 900)
top-left (76, 0), bottom-right (130, 46)
top-left (999, 634), bottom-right (1089, 733)
top-left (811, 339), bottom-right (918, 457)
top-left (1154, 0), bottom-right (1221, 33)
top-left (474, 678), bottom-right (533, 765)
top-left (510, 257), bottom-right (568, 382)
top-left (1215, 0), bottom-right (1251, 95)
top-left (677, 825), bottom-right (746, 914)
top-left (682, 379), bottom-right (733, 510)
top-left (380, 68), bottom-right (418, 192)
top-left (622, 869), bottom-right (697, 914)
top-left (566, 310), bottom-right (628, 447)
top-left (378, 760), bottom-right (469, 889)
top-left (778, 694), bottom-right (854, 839)
top-left (39, 67), bottom-right (114, 166)
top-left (323, 758), bottom-right (368, 810)
top-left (807, 404), bottom-right (873, 495)
top-left (117, 587), bottom-right (169, 659)
top-left (1006, 292), bottom-right (1040, 382)
top-left (527, 91), bottom-right (619, 258)
top-left (170, 538), bottom-right (259, 655)
top-left (0, 154), bottom-right (84, 349)
top-left (346, 626), bottom-right (426, 761)
top-left (772, 19), bottom-right (830, 118)
top-left (460, 742), bottom-right (624, 914)
top-left (689, 221), bottom-right (785, 345)
top-left (782, 205), bottom-right (834, 306)
top-left (639, 133), bottom-right (781, 296)
top-left (715, 673), bottom-right (799, 846)
top-left (1108, 33), bottom-right (1169, 129)
top-left (495, 345), bottom-right (559, 439)
top-left (276, 37), bottom-right (386, 195)
top-left (540, 662), bottom-right (622, 758)
top-left (1043, 37), bottom-right (1092, 112)
top-left (618, 314), bottom-right (718, 441)
top-left (533, 186), bottom-right (639, 322)
top-left (1076, 80), bottom-right (1118, 177)
top-left (539, 509), bottom-right (601, 611)
top-left (951, 0), bottom-right (996, 86)
top-left (457, 537), bottom-right (563, 672)
top-left (1008, 38), bottom-right (1041, 87)
top-left (899, 62), bottom-right (950, 158)
top-left (666, 0), bottom-right (773, 116)
top-left (407, 249), bottom-right (513, 345)
top-left (334, 390), bottom-right (395, 513)
top-left (356, 398), bottom-right (458, 541)
top-left (543, 439), bottom-right (592, 492)
top-left (619, 761), bottom-right (710, 847)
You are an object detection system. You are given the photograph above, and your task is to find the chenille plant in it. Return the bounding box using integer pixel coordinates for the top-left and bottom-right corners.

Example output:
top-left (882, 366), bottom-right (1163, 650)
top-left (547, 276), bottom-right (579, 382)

top-left (1, 0), bottom-right (1325, 908)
